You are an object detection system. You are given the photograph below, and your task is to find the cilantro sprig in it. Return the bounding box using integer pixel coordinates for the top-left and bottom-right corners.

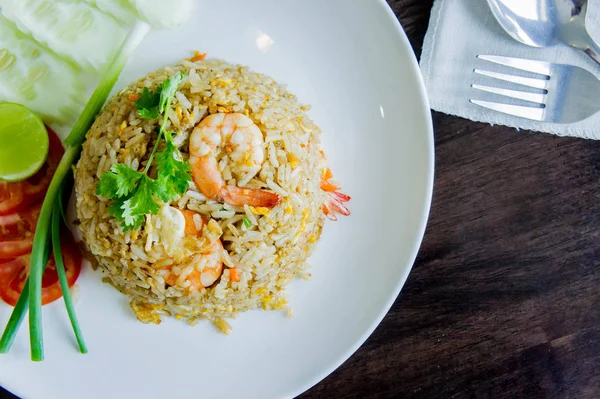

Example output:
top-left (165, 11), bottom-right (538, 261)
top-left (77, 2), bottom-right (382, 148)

top-left (97, 72), bottom-right (192, 231)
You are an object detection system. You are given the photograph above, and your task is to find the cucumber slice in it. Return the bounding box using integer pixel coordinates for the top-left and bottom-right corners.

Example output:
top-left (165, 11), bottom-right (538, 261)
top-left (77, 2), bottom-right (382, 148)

top-left (0, 0), bottom-right (129, 73)
top-left (80, 0), bottom-right (138, 24)
top-left (0, 15), bottom-right (87, 135)
top-left (130, 0), bottom-right (194, 29)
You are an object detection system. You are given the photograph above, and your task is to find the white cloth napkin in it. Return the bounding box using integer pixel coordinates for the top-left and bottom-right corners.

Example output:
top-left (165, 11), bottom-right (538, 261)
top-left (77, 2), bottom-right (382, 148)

top-left (420, 0), bottom-right (600, 139)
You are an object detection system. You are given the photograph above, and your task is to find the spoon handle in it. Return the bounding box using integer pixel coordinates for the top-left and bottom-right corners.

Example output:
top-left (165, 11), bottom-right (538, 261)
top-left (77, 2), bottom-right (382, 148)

top-left (581, 33), bottom-right (600, 67)
top-left (584, 45), bottom-right (600, 67)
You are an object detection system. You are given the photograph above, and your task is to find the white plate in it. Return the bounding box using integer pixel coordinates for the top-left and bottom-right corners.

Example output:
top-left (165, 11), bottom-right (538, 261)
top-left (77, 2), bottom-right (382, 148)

top-left (0, 1), bottom-right (433, 398)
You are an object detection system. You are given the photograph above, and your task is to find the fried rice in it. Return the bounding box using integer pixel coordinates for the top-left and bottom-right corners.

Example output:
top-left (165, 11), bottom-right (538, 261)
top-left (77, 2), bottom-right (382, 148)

top-left (74, 58), bottom-right (336, 333)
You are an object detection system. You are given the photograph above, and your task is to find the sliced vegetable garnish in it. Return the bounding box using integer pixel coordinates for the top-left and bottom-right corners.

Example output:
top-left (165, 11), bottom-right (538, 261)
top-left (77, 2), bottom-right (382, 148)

top-left (0, 126), bottom-right (63, 226)
top-left (82, 0), bottom-right (193, 28)
top-left (0, 203), bottom-right (41, 236)
top-left (243, 217), bottom-right (252, 228)
top-left (81, 0), bottom-right (139, 24)
top-left (0, 21), bottom-right (150, 361)
top-left (20, 129), bottom-right (64, 204)
top-left (0, 234), bottom-right (80, 308)
top-left (0, 15), bottom-right (87, 130)
top-left (0, 239), bottom-right (33, 259)
top-left (0, 126), bottom-right (80, 355)
top-left (0, 182), bottom-right (25, 216)
top-left (0, 203), bottom-right (41, 259)
top-left (0, 103), bottom-right (49, 182)
top-left (0, 126), bottom-right (62, 218)
top-left (0, 0), bottom-right (193, 135)
top-left (0, 1), bottom-right (129, 73)
top-left (129, 0), bottom-right (194, 29)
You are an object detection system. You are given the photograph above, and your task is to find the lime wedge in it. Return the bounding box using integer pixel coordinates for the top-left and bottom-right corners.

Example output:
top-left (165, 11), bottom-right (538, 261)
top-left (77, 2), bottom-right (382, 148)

top-left (0, 103), bottom-right (49, 182)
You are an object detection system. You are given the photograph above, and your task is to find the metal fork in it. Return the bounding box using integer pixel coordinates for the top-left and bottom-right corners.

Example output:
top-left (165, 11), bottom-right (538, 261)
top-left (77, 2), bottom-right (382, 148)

top-left (470, 55), bottom-right (600, 123)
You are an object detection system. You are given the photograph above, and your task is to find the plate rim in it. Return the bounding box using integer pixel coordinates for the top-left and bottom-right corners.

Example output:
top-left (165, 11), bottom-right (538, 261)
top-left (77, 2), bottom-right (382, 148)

top-left (286, 0), bottom-right (435, 397)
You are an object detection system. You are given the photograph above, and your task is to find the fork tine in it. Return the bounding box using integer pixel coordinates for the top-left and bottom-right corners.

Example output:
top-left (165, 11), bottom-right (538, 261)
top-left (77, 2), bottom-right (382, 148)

top-left (477, 55), bottom-right (551, 76)
top-left (471, 84), bottom-right (546, 104)
top-left (469, 99), bottom-right (545, 121)
top-left (474, 69), bottom-right (549, 90)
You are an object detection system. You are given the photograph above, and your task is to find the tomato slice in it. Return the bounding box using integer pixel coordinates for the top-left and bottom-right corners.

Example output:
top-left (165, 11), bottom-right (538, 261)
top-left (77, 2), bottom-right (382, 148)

top-left (0, 238), bottom-right (34, 259)
top-left (0, 127), bottom-right (63, 214)
top-left (20, 127), bottom-right (64, 206)
top-left (0, 203), bottom-right (41, 239)
top-left (0, 182), bottom-right (25, 216)
top-left (0, 231), bottom-right (82, 306)
top-left (0, 257), bottom-right (28, 306)
top-left (0, 126), bottom-right (80, 307)
top-left (0, 203), bottom-right (41, 259)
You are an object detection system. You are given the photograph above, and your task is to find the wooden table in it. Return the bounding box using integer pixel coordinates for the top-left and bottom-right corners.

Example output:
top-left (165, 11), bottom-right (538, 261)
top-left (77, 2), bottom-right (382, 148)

top-left (2, 1), bottom-right (599, 398)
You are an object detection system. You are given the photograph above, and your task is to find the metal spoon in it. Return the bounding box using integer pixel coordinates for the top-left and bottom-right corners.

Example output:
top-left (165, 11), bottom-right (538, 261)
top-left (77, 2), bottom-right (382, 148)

top-left (486, 0), bottom-right (600, 66)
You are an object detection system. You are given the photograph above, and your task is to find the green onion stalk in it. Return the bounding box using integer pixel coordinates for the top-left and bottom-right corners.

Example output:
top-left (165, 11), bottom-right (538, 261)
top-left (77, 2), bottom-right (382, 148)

top-left (0, 234), bottom-right (51, 353)
top-left (52, 198), bottom-right (87, 354)
top-left (0, 22), bottom-right (150, 361)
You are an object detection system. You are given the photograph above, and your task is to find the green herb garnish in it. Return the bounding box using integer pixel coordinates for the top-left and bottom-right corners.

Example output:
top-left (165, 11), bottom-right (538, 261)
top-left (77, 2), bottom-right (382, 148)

top-left (242, 217), bottom-right (252, 228)
top-left (52, 198), bottom-right (87, 354)
top-left (96, 71), bottom-right (191, 231)
top-left (134, 87), bottom-right (161, 119)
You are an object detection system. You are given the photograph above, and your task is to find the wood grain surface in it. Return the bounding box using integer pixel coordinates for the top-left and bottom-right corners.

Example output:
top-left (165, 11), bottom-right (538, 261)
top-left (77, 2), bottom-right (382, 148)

top-left (2, 1), bottom-right (600, 398)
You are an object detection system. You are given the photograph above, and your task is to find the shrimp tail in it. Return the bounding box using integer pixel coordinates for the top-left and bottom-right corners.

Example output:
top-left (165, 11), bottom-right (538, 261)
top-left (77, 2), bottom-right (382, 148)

top-left (323, 191), bottom-right (351, 221)
top-left (221, 186), bottom-right (281, 208)
top-left (329, 191), bottom-right (351, 203)
top-left (320, 169), bottom-right (350, 221)
top-left (322, 203), bottom-right (337, 221)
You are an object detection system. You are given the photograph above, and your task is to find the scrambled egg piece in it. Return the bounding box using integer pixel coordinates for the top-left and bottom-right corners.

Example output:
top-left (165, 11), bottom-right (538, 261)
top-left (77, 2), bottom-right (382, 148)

top-left (295, 209), bottom-right (310, 239)
top-left (251, 206), bottom-right (270, 216)
top-left (156, 205), bottom-right (185, 255)
top-left (286, 153), bottom-right (299, 168)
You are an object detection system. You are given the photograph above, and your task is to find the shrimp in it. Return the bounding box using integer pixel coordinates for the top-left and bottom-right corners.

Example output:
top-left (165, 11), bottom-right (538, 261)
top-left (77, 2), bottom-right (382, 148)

top-left (189, 113), bottom-right (281, 208)
top-left (321, 167), bottom-right (351, 221)
top-left (163, 209), bottom-right (224, 289)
